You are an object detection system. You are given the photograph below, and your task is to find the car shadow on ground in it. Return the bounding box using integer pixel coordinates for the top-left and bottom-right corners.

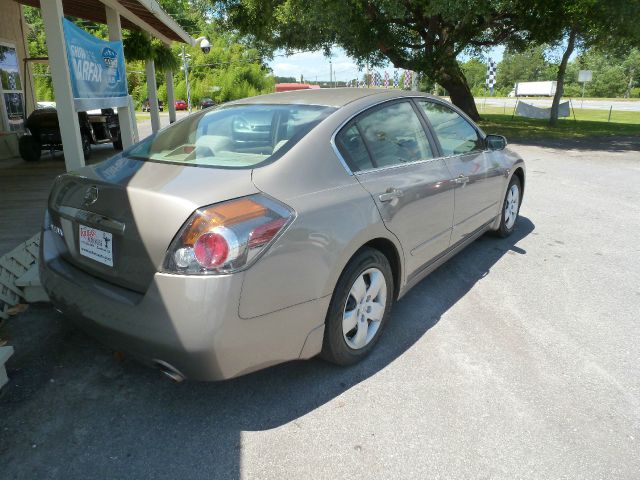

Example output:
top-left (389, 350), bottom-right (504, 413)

top-left (0, 217), bottom-right (534, 479)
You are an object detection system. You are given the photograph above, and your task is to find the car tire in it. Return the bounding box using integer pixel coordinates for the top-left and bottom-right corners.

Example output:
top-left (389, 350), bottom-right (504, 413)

top-left (496, 175), bottom-right (522, 237)
top-left (113, 132), bottom-right (123, 150)
top-left (321, 247), bottom-right (394, 366)
top-left (18, 135), bottom-right (41, 162)
top-left (81, 132), bottom-right (91, 160)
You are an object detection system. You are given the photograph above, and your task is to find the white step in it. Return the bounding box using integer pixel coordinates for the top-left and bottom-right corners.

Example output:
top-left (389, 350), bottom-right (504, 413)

top-left (0, 346), bottom-right (14, 390)
top-left (15, 264), bottom-right (49, 303)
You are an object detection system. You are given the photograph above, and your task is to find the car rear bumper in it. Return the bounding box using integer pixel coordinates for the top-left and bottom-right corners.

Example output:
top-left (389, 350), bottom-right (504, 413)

top-left (40, 229), bottom-right (329, 381)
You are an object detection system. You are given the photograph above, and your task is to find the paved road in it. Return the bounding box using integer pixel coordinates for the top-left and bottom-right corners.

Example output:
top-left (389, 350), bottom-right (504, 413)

top-left (475, 97), bottom-right (640, 111)
top-left (1, 138), bottom-right (639, 479)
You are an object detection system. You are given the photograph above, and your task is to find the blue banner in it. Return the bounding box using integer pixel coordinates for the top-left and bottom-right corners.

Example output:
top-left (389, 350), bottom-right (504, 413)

top-left (62, 19), bottom-right (127, 101)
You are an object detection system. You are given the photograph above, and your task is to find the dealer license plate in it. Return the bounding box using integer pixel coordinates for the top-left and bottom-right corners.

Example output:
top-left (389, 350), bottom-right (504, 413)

top-left (79, 225), bottom-right (113, 267)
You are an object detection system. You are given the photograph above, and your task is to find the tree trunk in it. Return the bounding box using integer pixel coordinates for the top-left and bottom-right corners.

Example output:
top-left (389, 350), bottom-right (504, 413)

top-left (550, 29), bottom-right (577, 126)
top-left (436, 62), bottom-right (481, 121)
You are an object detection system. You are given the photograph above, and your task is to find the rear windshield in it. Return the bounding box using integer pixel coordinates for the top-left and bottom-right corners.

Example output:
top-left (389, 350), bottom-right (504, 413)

top-left (127, 104), bottom-right (335, 168)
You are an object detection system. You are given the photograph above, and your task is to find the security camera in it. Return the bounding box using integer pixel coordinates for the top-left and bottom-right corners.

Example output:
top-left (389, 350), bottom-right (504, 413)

top-left (200, 38), bottom-right (211, 54)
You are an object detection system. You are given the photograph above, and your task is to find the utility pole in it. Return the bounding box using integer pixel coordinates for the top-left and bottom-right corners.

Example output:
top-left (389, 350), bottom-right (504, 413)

top-left (329, 60), bottom-right (333, 88)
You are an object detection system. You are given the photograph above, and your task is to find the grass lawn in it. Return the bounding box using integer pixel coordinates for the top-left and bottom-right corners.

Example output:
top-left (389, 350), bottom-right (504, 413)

top-left (135, 113), bottom-right (150, 122)
top-left (477, 107), bottom-right (640, 141)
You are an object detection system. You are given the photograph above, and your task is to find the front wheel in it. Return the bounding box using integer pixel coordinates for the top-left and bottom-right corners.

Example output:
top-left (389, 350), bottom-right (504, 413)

top-left (321, 248), bottom-right (394, 365)
top-left (496, 176), bottom-right (522, 237)
top-left (81, 132), bottom-right (91, 160)
top-left (113, 131), bottom-right (123, 150)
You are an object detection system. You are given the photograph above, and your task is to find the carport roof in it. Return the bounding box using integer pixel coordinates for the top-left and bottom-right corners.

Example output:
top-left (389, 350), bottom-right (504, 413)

top-left (15, 0), bottom-right (194, 44)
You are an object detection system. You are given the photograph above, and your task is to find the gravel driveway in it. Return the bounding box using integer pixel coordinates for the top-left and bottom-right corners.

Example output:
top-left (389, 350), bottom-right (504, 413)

top-left (1, 137), bottom-right (639, 479)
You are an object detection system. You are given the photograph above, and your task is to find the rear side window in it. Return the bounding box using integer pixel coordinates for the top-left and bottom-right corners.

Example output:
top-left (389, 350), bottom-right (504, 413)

top-left (417, 101), bottom-right (483, 156)
top-left (335, 125), bottom-right (374, 171)
top-left (335, 101), bottom-right (434, 172)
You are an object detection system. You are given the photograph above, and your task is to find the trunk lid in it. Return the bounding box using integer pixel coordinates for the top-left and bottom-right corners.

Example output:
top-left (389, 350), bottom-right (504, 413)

top-left (47, 155), bottom-right (258, 292)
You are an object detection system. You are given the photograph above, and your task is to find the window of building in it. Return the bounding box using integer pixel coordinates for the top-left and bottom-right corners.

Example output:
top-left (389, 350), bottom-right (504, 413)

top-left (0, 43), bottom-right (25, 132)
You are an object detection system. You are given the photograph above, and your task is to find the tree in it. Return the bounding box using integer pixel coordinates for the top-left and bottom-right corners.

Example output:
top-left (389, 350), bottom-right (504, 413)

top-left (459, 58), bottom-right (487, 95)
top-left (496, 46), bottom-right (554, 91)
top-left (547, 1), bottom-right (640, 125)
top-left (622, 49), bottom-right (640, 98)
top-left (215, 0), bottom-right (560, 120)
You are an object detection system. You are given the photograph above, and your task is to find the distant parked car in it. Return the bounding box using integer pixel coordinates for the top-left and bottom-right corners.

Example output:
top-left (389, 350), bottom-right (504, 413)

top-left (141, 98), bottom-right (164, 112)
top-left (175, 99), bottom-right (188, 110)
top-left (199, 98), bottom-right (215, 109)
top-left (19, 107), bottom-right (121, 162)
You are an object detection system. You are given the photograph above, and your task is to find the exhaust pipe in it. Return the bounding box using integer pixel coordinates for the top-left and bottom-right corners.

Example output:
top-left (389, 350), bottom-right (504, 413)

top-left (153, 360), bottom-right (185, 383)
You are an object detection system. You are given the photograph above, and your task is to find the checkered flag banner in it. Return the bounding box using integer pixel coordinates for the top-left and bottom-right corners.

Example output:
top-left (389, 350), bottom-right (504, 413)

top-left (486, 58), bottom-right (497, 89)
top-left (403, 70), bottom-right (412, 89)
top-left (375, 71), bottom-right (382, 87)
top-left (384, 71), bottom-right (389, 88)
top-left (393, 70), bottom-right (399, 88)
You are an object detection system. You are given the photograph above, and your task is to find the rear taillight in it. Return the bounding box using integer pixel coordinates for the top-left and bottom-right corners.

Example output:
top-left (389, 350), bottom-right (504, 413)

top-left (163, 194), bottom-right (294, 275)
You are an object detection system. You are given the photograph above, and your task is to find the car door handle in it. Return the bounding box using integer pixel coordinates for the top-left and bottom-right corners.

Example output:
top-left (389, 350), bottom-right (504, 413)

top-left (378, 188), bottom-right (404, 202)
top-left (454, 174), bottom-right (470, 184)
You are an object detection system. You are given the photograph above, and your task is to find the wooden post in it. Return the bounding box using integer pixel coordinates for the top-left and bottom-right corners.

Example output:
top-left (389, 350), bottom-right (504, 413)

top-left (146, 58), bottom-right (161, 133)
top-left (166, 69), bottom-right (176, 123)
top-left (105, 5), bottom-right (136, 149)
top-left (40, 0), bottom-right (85, 171)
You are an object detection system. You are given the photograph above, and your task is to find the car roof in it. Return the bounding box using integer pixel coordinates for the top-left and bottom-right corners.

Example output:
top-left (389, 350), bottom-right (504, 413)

top-left (229, 88), bottom-right (438, 108)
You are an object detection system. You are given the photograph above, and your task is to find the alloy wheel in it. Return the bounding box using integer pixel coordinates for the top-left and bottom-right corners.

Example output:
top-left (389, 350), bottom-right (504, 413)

top-left (504, 184), bottom-right (520, 229)
top-left (342, 267), bottom-right (387, 350)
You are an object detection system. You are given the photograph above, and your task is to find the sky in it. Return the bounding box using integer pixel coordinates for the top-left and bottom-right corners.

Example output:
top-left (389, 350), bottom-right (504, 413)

top-left (268, 46), bottom-right (506, 82)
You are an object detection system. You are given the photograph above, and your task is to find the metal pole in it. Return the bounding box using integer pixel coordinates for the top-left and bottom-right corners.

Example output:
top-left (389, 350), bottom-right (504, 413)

top-left (329, 61), bottom-right (332, 88)
top-left (608, 105), bottom-right (612, 122)
top-left (182, 46), bottom-right (191, 113)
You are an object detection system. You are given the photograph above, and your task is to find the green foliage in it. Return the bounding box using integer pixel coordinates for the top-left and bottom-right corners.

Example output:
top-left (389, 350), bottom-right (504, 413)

top-left (561, 49), bottom-right (640, 98)
top-left (274, 76), bottom-right (297, 83)
top-left (496, 46), bottom-right (556, 90)
top-left (460, 59), bottom-right (487, 91)
top-left (162, 22), bottom-right (274, 106)
top-left (461, 45), bottom-right (640, 100)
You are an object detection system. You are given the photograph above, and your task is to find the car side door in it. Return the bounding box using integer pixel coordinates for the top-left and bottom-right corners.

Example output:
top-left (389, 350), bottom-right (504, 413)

top-left (416, 100), bottom-right (504, 244)
top-left (334, 100), bottom-right (455, 277)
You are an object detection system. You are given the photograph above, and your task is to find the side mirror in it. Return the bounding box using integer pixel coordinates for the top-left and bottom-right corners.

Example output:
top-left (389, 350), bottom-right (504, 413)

top-left (485, 134), bottom-right (507, 151)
